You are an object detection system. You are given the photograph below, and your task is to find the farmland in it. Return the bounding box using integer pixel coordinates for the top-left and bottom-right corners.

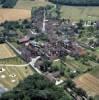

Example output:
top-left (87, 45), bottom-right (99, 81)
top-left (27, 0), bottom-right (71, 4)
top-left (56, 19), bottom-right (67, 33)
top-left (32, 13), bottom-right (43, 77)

top-left (74, 73), bottom-right (99, 96)
top-left (0, 9), bottom-right (31, 23)
top-left (0, 0), bottom-right (98, 21)
top-left (0, 0), bottom-right (99, 99)
top-left (0, 43), bottom-right (34, 89)
top-left (0, 43), bottom-right (16, 59)
top-left (15, 0), bottom-right (52, 10)
top-left (15, 0), bottom-right (99, 21)
top-left (61, 6), bottom-right (99, 21)
top-left (0, 62), bottom-right (34, 89)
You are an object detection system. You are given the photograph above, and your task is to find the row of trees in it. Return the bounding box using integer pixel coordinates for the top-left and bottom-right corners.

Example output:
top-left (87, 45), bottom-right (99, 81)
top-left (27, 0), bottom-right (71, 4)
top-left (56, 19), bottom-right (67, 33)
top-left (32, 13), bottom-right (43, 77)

top-left (0, 0), bottom-right (17, 8)
top-left (49, 0), bottom-right (99, 6)
top-left (0, 74), bottom-right (71, 100)
top-left (1, 20), bottom-right (32, 30)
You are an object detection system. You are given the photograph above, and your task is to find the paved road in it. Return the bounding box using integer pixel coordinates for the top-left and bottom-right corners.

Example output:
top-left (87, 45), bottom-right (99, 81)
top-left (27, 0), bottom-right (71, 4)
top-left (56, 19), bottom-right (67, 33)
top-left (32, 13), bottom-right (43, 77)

top-left (5, 41), bottom-right (62, 85)
top-left (29, 56), bottom-right (42, 74)
top-left (6, 41), bottom-right (22, 55)
top-left (5, 41), bottom-right (42, 74)
top-left (0, 64), bottom-right (29, 67)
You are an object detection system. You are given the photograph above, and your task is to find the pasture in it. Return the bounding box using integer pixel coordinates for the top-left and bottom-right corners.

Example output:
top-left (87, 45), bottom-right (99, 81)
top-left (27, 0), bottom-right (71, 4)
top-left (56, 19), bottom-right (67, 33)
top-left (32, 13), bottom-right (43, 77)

top-left (0, 9), bottom-right (31, 23)
top-left (0, 44), bottom-right (16, 59)
top-left (74, 73), bottom-right (99, 96)
top-left (0, 63), bottom-right (34, 89)
top-left (0, 43), bottom-right (34, 89)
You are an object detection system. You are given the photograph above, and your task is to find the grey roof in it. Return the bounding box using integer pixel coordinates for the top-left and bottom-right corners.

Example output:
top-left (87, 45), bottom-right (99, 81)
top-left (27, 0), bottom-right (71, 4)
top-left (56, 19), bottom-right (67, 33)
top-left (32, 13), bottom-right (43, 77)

top-left (0, 87), bottom-right (7, 96)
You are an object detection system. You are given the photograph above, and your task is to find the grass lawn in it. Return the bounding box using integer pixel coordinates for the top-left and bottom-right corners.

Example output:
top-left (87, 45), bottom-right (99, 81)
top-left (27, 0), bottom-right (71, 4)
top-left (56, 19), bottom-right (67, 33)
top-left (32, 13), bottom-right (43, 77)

top-left (0, 57), bottom-right (34, 89)
top-left (0, 65), bottom-right (34, 89)
top-left (0, 57), bottom-right (26, 65)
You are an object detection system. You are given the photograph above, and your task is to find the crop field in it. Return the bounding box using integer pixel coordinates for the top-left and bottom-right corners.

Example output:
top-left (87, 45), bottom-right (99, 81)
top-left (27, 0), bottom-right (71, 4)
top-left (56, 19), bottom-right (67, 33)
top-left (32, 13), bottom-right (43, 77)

top-left (74, 73), bottom-right (99, 96)
top-left (61, 6), bottom-right (99, 21)
top-left (15, 0), bottom-right (52, 10)
top-left (0, 43), bottom-right (34, 89)
top-left (14, 0), bottom-right (99, 21)
top-left (0, 44), bottom-right (16, 59)
top-left (0, 63), bottom-right (34, 89)
top-left (0, 9), bottom-right (31, 23)
top-left (64, 58), bottom-right (88, 70)
top-left (53, 56), bottom-right (91, 72)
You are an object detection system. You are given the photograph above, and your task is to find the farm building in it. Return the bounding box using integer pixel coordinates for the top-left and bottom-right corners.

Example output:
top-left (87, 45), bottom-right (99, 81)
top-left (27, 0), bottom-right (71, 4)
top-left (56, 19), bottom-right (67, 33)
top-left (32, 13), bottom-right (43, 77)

top-left (18, 36), bottom-right (30, 44)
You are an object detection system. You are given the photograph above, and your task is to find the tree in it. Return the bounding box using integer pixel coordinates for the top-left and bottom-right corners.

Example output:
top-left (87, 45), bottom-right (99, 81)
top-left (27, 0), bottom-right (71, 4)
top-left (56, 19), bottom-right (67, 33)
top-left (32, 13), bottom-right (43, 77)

top-left (75, 88), bottom-right (87, 97)
top-left (77, 20), bottom-right (84, 29)
top-left (2, 0), bottom-right (17, 8)
top-left (64, 79), bottom-right (76, 89)
top-left (88, 96), bottom-right (94, 100)
top-left (0, 74), bottom-right (71, 100)
top-left (41, 60), bottom-right (52, 72)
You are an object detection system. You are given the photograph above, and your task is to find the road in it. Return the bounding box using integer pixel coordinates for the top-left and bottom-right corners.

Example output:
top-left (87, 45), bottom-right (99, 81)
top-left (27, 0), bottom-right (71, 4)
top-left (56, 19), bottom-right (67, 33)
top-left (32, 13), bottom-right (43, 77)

top-left (6, 41), bottom-right (22, 55)
top-left (5, 41), bottom-right (42, 74)
top-left (0, 56), bottom-right (42, 74)
top-left (29, 56), bottom-right (42, 74)
top-left (5, 41), bottom-right (63, 84)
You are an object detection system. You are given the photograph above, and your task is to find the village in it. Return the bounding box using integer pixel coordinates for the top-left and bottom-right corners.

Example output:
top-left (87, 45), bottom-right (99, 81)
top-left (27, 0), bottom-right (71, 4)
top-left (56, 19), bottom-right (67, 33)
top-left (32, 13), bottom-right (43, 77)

top-left (0, 2), bottom-right (99, 99)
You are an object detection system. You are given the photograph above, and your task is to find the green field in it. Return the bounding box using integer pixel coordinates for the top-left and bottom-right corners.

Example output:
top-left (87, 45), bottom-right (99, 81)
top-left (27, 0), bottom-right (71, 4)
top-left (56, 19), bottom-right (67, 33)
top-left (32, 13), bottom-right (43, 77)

top-left (0, 65), bottom-right (34, 89)
top-left (0, 57), bottom-right (34, 89)
top-left (14, 0), bottom-right (99, 21)
top-left (61, 6), bottom-right (99, 21)
top-left (0, 57), bottom-right (25, 65)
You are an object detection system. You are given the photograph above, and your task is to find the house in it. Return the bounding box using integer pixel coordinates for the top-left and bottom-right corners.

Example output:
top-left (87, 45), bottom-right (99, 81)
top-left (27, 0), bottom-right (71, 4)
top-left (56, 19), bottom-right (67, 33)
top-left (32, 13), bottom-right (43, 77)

top-left (29, 29), bottom-right (38, 35)
top-left (18, 47), bottom-right (32, 62)
top-left (18, 36), bottom-right (30, 44)
top-left (52, 71), bottom-right (60, 78)
top-left (26, 29), bottom-right (39, 40)
top-left (95, 21), bottom-right (99, 29)
top-left (29, 40), bottom-right (39, 47)
top-left (45, 72), bottom-right (56, 83)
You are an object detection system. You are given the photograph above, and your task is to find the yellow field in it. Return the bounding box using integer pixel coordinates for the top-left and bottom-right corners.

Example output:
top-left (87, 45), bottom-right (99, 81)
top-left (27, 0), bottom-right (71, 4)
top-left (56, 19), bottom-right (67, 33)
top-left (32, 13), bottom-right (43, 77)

top-left (0, 43), bottom-right (16, 59)
top-left (74, 73), bottom-right (99, 96)
top-left (0, 9), bottom-right (31, 23)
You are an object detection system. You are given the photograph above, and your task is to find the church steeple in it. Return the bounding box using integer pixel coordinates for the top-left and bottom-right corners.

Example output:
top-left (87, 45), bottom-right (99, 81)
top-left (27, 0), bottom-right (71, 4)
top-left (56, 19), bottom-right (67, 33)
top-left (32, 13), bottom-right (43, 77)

top-left (42, 9), bottom-right (46, 32)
